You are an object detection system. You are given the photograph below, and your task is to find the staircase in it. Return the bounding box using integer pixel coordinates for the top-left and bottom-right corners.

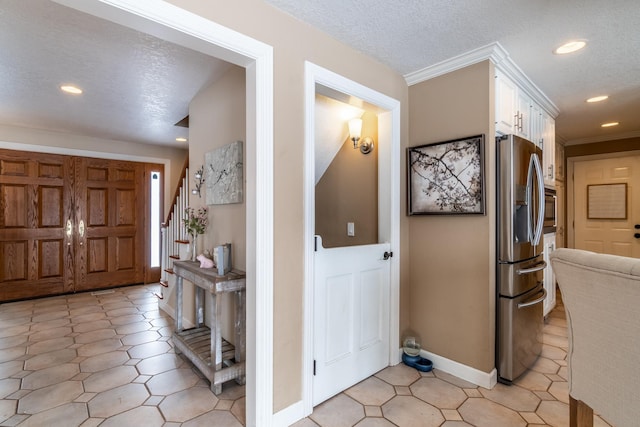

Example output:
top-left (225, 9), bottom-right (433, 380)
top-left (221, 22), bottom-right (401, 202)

top-left (157, 165), bottom-right (191, 318)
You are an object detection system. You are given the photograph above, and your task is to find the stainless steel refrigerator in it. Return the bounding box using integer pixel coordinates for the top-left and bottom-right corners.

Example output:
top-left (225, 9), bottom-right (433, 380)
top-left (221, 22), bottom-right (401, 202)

top-left (496, 134), bottom-right (547, 384)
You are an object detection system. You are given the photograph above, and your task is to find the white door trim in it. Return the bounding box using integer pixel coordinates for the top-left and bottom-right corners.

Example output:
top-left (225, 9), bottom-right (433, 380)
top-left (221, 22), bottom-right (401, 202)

top-left (302, 62), bottom-right (401, 416)
top-left (52, 1), bottom-right (274, 425)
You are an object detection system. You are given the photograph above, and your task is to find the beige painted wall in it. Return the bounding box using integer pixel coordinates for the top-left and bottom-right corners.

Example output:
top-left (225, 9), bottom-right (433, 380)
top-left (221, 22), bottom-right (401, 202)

top-left (166, 0), bottom-right (409, 411)
top-left (407, 61), bottom-right (496, 373)
top-left (0, 123), bottom-right (187, 216)
top-left (188, 65), bottom-right (247, 343)
top-left (316, 111), bottom-right (378, 248)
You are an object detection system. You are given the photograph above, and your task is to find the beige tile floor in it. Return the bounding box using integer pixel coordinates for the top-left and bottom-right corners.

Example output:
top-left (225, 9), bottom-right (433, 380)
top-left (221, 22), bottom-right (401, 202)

top-left (0, 284), bottom-right (611, 426)
top-left (0, 284), bottom-right (245, 426)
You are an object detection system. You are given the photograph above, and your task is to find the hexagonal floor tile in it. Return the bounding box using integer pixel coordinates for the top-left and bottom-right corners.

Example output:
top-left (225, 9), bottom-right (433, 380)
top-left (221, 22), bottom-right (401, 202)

top-left (135, 353), bottom-right (183, 376)
top-left (98, 406), bottom-right (164, 427)
top-left (182, 409), bottom-right (243, 427)
top-left (345, 376), bottom-right (396, 406)
top-left (15, 402), bottom-right (88, 427)
top-left (87, 383), bottom-right (149, 418)
top-left (79, 350), bottom-right (130, 373)
top-left (127, 341), bottom-right (171, 359)
top-left (21, 363), bottom-right (79, 390)
top-left (146, 368), bottom-right (200, 396)
top-left (83, 365), bottom-right (139, 393)
top-left (310, 394), bottom-right (364, 427)
top-left (159, 387), bottom-right (218, 422)
top-left (375, 364), bottom-right (420, 387)
top-left (17, 381), bottom-right (84, 414)
top-left (479, 383), bottom-right (540, 412)
top-left (411, 377), bottom-right (468, 409)
top-left (382, 395), bottom-right (444, 427)
top-left (458, 398), bottom-right (526, 427)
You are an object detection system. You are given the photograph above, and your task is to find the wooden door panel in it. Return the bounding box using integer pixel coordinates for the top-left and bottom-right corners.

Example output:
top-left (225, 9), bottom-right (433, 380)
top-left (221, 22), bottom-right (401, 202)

top-left (87, 188), bottom-right (108, 226)
top-left (2, 184), bottom-right (28, 227)
top-left (115, 189), bottom-right (135, 226)
top-left (39, 186), bottom-right (64, 227)
top-left (76, 157), bottom-right (145, 291)
top-left (39, 239), bottom-right (64, 277)
top-left (1, 149), bottom-right (150, 300)
top-left (0, 150), bottom-right (73, 301)
top-left (0, 240), bottom-right (28, 281)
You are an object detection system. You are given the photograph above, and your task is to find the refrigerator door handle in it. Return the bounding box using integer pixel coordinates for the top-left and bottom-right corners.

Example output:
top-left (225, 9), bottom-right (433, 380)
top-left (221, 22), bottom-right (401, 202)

top-left (531, 153), bottom-right (545, 246)
top-left (517, 288), bottom-right (547, 309)
top-left (516, 260), bottom-right (547, 275)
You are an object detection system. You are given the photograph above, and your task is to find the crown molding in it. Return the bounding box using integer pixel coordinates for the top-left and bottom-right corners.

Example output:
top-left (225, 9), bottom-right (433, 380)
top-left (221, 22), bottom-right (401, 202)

top-left (404, 41), bottom-right (560, 118)
top-left (404, 42), bottom-right (507, 86)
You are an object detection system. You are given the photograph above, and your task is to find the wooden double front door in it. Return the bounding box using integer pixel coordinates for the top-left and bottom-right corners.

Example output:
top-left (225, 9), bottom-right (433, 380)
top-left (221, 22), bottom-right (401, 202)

top-left (0, 149), bottom-right (147, 301)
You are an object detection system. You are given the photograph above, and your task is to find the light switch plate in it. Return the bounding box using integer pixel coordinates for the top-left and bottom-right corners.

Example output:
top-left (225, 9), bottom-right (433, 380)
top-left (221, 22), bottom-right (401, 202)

top-left (347, 222), bottom-right (355, 236)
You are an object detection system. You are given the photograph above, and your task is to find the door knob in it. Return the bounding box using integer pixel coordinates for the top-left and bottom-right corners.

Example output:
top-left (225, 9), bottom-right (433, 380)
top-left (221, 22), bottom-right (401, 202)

top-left (383, 251), bottom-right (393, 260)
top-left (635, 233), bottom-right (640, 239)
top-left (635, 224), bottom-right (640, 229)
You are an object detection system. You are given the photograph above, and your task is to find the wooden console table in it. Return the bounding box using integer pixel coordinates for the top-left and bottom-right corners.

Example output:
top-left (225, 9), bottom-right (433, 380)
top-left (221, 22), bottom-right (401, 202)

top-left (172, 260), bottom-right (246, 394)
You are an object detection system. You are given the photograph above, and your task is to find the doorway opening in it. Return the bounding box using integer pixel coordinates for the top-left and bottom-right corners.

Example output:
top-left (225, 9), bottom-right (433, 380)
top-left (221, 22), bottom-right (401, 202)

top-left (55, 1), bottom-right (274, 424)
top-left (302, 62), bottom-right (401, 416)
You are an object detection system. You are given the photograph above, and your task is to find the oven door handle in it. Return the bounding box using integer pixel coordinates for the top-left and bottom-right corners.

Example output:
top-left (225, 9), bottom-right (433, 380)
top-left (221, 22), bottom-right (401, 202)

top-left (516, 261), bottom-right (547, 275)
top-left (518, 288), bottom-right (547, 309)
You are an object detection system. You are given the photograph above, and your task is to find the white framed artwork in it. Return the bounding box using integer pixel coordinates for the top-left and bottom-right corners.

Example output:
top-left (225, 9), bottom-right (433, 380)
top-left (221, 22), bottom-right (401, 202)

top-left (205, 140), bottom-right (243, 205)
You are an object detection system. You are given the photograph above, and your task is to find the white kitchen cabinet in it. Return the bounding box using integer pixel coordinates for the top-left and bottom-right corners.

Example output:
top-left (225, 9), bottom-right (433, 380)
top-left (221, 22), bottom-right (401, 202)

top-left (530, 102), bottom-right (544, 149)
top-left (495, 70), bottom-right (518, 136)
top-left (542, 114), bottom-right (556, 188)
top-left (543, 233), bottom-right (557, 317)
top-left (496, 70), bottom-right (556, 188)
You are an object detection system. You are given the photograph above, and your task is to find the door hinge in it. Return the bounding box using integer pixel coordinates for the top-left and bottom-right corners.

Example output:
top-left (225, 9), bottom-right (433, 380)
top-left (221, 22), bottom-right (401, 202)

top-left (314, 236), bottom-right (317, 252)
top-left (313, 359), bottom-right (316, 376)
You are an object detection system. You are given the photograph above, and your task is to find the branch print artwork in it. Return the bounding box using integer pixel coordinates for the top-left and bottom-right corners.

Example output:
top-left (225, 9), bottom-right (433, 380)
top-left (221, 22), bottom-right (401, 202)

top-left (205, 140), bottom-right (243, 205)
top-left (408, 135), bottom-right (484, 215)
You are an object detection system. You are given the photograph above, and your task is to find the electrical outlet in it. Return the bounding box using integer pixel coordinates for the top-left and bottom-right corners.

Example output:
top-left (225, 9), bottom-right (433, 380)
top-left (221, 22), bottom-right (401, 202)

top-left (347, 222), bottom-right (355, 237)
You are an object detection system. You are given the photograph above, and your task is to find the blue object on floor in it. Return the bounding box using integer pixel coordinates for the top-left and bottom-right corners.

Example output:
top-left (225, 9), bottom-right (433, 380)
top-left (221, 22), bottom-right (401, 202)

top-left (402, 352), bottom-right (433, 372)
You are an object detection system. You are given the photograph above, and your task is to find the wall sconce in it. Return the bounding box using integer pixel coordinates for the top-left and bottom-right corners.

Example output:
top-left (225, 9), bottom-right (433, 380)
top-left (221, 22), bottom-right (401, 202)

top-left (191, 165), bottom-right (204, 197)
top-left (348, 118), bottom-right (374, 154)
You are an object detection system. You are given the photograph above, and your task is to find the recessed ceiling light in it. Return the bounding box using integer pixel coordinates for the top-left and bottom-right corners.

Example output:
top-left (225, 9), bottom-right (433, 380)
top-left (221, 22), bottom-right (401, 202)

top-left (587, 95), bottom-right (608, 103)
top-left (60, 84), bottom-right (83, 95)
top-left (176, 137), bottom-right (188, 142)
top-left (601, 122), bottom-right (619, 128)
top-left (553, 40), bottom-right (586, 55)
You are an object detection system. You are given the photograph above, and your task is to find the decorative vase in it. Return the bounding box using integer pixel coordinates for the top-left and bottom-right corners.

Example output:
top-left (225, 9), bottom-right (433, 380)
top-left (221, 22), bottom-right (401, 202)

top-left (191, 235), bottom-right (197, 262)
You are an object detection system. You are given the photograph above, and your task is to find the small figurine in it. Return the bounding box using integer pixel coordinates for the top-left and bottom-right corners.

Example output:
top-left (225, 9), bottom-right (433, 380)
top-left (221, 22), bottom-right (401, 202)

top-left (196, 254), bottom-right (214, 269)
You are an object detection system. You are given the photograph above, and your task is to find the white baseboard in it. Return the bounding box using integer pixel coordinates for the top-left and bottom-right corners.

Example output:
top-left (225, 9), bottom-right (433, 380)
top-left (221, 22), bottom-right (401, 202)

top-left (273, 400), bottom-right (306, 427)
top-left (399, 348), bottom-right (497, 389)
top-left (159, 301), bottom-right (195, 330)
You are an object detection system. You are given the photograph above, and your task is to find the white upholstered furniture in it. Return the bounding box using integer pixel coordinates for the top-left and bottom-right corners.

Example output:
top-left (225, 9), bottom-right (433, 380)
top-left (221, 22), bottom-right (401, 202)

top-left (550, 248), bottom-right (640, 427)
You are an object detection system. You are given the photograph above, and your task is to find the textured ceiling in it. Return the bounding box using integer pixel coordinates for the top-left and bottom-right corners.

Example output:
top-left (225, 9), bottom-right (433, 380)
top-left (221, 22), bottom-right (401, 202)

top-left (266, 0), bottom-right (640, 144)
top-left (0, 0), bottom-right (230, 148)
top-left (1, 1), bottom-right (638, 148)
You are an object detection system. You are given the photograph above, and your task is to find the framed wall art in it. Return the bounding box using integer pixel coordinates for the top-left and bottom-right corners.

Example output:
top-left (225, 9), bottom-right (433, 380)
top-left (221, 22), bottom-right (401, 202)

top-left (205, 140), bottom-right (243, 205)
top-left (587, 183), bottom-right (627, 219)
top-left (408, 134), bottom-right (485, 215)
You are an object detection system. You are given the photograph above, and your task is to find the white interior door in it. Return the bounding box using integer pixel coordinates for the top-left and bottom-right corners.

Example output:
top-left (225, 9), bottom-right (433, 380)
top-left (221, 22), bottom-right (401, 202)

top-left (572, 153), bottom-right (640, 258)
top-left (313, 236), bottom-right (390, 406)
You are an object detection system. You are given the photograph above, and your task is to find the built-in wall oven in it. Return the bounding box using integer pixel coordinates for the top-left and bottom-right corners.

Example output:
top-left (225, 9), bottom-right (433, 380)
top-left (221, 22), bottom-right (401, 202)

top-left (544, 188), bottom-right (557, 234)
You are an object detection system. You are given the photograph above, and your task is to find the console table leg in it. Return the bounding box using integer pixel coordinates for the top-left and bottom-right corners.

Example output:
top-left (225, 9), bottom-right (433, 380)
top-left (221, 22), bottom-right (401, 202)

top-left (174, 276), bottom-right (183, 355)
top-left (235, 289), bottom-right (246, 385)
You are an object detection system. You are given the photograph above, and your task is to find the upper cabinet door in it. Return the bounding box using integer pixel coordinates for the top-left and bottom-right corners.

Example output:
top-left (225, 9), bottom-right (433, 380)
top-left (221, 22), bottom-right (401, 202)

top-left (543, 115), bottom-right (556, 188)
top-left (495, 70), bottom-right (517, 136)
